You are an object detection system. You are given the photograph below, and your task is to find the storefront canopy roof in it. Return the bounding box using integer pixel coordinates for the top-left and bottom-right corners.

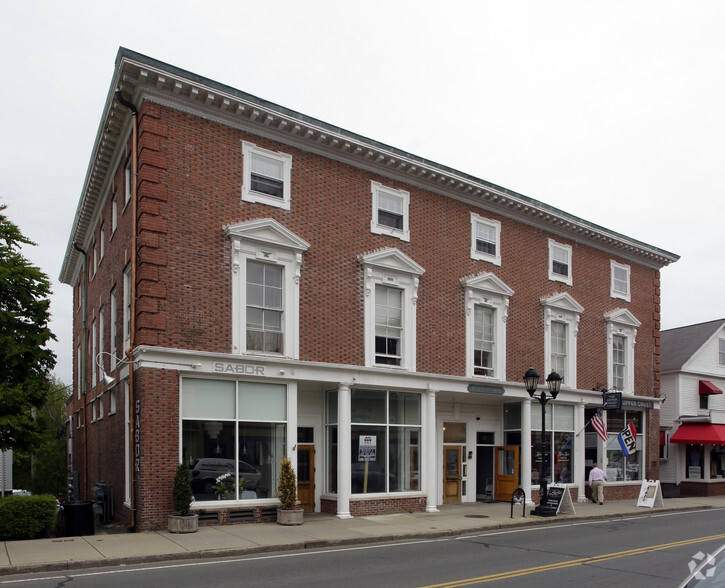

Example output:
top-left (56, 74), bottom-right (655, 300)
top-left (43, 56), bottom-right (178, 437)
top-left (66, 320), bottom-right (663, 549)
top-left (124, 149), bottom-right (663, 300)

top-left (671, 423), bottom-right (725, 445)
top-left (699, 380), bottom-right (723, 395)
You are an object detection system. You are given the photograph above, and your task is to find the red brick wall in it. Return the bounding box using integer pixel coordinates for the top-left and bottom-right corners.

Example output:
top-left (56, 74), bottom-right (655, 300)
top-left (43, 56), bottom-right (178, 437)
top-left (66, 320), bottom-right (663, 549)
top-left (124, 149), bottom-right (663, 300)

top-left (321, 496), bottom-right (427, 516)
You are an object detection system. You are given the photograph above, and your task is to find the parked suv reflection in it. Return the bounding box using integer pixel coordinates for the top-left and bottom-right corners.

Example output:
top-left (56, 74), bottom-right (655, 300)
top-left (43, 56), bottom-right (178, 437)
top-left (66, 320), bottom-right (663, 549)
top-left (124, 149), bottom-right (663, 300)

top-left (190, 458), bottom-right (261, 496)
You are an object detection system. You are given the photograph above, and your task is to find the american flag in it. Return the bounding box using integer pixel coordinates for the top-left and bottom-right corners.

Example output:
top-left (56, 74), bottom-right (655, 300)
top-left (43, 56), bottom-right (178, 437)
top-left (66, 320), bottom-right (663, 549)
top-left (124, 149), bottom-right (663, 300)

top-left (591, 410), bottom-right (608, 442)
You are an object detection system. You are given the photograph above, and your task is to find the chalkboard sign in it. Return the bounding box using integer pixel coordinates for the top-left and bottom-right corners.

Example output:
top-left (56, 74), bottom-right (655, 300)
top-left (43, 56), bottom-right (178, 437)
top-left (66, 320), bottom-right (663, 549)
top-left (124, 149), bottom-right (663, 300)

top-left (542, 486), bottom-right (564, 512)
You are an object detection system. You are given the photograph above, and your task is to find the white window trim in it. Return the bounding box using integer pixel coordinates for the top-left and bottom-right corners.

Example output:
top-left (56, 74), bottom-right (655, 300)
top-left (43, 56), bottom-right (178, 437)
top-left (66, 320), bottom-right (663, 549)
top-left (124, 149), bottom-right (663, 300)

top-left (610, 260), bottom-right (631, 302)
top-left (123, 267), bottom-right (131, 350)
top-left (462, 272), bottom-right (513, 379)
top-left (360, 247), bottom-right (424, 370)
top-left (718, 338), bottom-right (725, 367)
top-left (370, 181), bottom-right (410, 242)
top-left (541, 292), bottom-right (584, 388)
top-left (604, 308), bottom-right (640, 395)
top-left (226, 218), bottom-right (309, 359)
top-left (110, 288), bottom-right (117, 371)
top-left (470, 213), bottom-right (501, 265)
top-left (548, 239), bottom-right (572, 286)
top-left (111, 197), bottom-right (118, 235)
top-left (241, 141), bottom-right (292, 210)
top-left (124, 158), bottom-right (132, 206)
top-left (91, 318), bottom-right (98, 387)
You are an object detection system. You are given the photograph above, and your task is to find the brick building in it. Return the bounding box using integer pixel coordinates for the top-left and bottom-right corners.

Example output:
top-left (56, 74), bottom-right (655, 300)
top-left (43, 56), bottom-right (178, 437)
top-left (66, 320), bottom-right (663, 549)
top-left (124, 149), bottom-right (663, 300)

top-left (59, 48), bottom-right (678, 530)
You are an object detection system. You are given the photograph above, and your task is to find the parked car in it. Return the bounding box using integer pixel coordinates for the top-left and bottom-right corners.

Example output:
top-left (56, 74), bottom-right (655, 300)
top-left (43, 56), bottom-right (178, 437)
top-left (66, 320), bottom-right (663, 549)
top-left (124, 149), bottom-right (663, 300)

top-left (190, 458), bottom-right (261, 494)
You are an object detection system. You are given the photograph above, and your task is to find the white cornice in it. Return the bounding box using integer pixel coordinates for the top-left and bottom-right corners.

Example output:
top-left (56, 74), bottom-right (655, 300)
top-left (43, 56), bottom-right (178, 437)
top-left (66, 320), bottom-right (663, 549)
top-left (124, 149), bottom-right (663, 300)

top-left (60, 49), bottom-right (680, 284)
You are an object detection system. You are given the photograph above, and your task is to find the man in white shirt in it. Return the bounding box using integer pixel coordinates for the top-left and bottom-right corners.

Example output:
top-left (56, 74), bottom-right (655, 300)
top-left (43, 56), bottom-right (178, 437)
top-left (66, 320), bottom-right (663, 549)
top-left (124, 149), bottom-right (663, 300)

top-left (589, 464), bottom-right (608, 505)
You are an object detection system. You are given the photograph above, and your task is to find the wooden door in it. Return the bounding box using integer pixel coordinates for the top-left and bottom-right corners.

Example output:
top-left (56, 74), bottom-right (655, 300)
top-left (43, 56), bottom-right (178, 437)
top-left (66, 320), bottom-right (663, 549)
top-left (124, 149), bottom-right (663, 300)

top-left (494, 446), bottom-right (519, 502)
top-left (297, 445), bottom-right (315, 513)
top-left (443, 446), bottom-right (462, 503)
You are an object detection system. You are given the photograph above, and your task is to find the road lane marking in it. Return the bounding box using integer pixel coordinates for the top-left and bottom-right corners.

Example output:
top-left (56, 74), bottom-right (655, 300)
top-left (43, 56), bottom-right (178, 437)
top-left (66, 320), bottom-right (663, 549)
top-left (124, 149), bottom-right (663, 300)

top-left (420, 533), bottom-right (725, 587)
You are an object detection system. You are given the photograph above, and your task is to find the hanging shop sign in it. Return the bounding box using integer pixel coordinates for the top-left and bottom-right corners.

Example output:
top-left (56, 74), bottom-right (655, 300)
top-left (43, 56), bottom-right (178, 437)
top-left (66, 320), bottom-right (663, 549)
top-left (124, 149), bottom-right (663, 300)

top-left (602, 391), bottom-right (622, 410)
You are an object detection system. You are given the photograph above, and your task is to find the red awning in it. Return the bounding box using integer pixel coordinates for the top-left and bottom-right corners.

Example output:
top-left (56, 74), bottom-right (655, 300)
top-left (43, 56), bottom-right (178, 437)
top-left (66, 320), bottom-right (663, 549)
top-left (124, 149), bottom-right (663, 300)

top-left (671, 423), bottom-right (725, 445)
top-left (700, 381), bottom-right (723, 395)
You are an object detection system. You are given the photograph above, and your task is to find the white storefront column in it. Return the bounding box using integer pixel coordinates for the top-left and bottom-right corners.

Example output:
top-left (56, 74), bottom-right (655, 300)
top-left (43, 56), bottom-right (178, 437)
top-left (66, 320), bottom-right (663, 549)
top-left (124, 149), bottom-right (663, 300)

top-left (424, 386), bottom-right (439, 513)
top-left (575, 402), bottom-right (587, 502)
top-left (521, 397), bottom-right (533, 506)
top-left (336, 383), bottom-right (353, 519)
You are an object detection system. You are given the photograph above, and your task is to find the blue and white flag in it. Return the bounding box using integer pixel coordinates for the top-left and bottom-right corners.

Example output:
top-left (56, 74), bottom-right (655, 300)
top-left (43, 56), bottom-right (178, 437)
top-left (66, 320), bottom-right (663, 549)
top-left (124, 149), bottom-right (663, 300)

top-left (618, 422), bottom-right (637, 456)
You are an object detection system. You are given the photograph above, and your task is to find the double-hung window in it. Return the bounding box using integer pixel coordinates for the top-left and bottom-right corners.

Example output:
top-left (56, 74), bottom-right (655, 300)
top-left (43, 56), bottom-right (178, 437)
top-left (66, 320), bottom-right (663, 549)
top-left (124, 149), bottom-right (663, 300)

top-left (226, 218), bottom-right (309, 359)
top-left (242, 141), bottom-right (292, 209)
top-left (548, 239), bottom-right (572, 285)
top-left (604, 308), bottom-right (640, 394)
top-left (462, 272), bottom-right (513, 379)
top-left (375, 285), bottom-right (403, 365)
top-left (610, 261), bottom-right (630, 301)
top-left (370, 181), bottom-right (410, 241)
top-left (470, 213), bottom-right (501, 265)
top-left (360, 248), bottom-right (424, 370)
top-left (123, 266), bottom-right (132, 350)
top-left (246, 261), bottom-right (283, 354)
top-left (541, 293), bottom-right (583, 387)
top-left (719, 338), bottom-right (725, 366)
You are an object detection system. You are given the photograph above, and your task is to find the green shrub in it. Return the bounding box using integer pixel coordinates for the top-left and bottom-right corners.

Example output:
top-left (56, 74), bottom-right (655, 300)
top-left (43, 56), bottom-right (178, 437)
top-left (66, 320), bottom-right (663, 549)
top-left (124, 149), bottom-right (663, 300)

top-left (0, 494), bottom-right (58, 540)
top-left (172, 463), bottom-right (193, 516)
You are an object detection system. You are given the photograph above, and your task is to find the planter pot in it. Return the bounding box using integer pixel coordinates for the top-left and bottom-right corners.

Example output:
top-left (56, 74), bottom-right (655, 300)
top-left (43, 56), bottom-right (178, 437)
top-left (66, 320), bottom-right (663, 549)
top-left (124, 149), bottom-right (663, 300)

top-left (168, 514), bottom-right (198, 533)
top-left (277, 508), bottom-right (304, 526)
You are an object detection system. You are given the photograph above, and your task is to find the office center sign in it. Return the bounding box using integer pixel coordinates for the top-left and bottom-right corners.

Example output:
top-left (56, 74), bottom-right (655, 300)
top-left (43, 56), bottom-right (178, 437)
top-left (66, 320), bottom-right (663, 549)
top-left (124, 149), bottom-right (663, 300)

top-left (358, 436), bottom-right (377, 462)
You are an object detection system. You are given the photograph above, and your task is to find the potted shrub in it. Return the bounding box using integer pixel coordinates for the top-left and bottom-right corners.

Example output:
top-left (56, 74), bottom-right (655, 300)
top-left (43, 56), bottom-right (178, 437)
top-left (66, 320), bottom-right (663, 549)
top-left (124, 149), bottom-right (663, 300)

top-left (168, 463), bottom-right (198, 533)
top-left (276, 455), bottom-right (303, 525)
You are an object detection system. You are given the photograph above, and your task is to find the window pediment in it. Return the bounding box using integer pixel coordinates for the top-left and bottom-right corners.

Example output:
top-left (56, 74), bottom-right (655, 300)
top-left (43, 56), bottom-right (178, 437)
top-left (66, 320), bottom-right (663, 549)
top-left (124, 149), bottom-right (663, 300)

top-left (604, 308), bottom-right (641, 329)
top-left (540, 292), bottom-right (584, 314)
top-left (358, 247), bottom-right (425, 276)
top-left (224, 218), bottom-right (310, 252)
top-left (461, 272), bottom-right (514, 298)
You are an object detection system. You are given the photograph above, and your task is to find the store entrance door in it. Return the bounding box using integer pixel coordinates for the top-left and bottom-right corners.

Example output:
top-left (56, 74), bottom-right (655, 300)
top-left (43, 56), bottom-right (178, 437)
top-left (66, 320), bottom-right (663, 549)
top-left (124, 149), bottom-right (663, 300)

top-left (297, 445), bottom-right (315, 512)
top-left (443, 446), bottom-right (462, 503)
top-left (494, 446), bottom-right (519, 502)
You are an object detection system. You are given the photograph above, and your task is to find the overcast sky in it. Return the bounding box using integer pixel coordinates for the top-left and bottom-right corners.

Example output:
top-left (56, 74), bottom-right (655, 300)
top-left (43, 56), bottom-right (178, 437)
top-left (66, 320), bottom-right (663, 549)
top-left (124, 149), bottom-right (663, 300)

top-left (1, 1), bottom-right (723, 385)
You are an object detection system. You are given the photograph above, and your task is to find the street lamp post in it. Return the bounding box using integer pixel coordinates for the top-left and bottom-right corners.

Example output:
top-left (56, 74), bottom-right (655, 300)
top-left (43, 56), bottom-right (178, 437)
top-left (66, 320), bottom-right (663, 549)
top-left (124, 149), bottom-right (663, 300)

top-left (523, 367), bottom-right (562, 517)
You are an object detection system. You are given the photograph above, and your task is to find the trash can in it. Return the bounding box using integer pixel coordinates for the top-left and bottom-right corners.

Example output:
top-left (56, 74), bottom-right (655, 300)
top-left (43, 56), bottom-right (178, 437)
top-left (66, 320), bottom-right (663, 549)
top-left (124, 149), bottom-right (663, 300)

top-left (63, 501), bottom-right (95, 536)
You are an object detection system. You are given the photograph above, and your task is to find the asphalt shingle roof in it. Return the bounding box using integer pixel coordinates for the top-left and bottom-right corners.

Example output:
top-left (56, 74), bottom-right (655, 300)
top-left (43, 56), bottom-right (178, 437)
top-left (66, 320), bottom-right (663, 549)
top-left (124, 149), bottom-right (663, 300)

top-left (661, 318), bottom-right (725, 371)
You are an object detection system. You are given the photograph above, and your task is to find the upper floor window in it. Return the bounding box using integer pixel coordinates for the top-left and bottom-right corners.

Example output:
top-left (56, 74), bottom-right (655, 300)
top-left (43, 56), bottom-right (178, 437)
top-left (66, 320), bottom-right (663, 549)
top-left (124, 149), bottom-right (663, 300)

top-left (99, 224), bottom-right (105, 261)
top-left (226, 218), bottom-right (309, 358)
top-left (360, 247), bottom-right (424, 370)
top-left (246, 261), bottom-right (283, 353)
top-left (110, 288), bottom-right (117, 371)
top-left (111, 196), bottom-right (118, 234)
top-left (719, 338), bottom-right (725, 366)
top-left (610, 261), bottom-right (630, 301)
top-left (123, 266), bottom-right (132, 349)
top-left (242, 141), bottom-right (292, 210)
top-left (462, 272), bottom-right (513, 379)
top-left (604, 308), bottom-right (640, 395)
top-left (375, 285), bottom-right (403, 365)
top-left (124, 157), bottom-right (132, 205)
top-left (470, 213), bottom-right (501, 265)
top-left (370, 181), bottom-right (410, 242)
top-left (548, 239), bottom-right (572, 285)
top-left (541, 292), bottom-right (583, 387)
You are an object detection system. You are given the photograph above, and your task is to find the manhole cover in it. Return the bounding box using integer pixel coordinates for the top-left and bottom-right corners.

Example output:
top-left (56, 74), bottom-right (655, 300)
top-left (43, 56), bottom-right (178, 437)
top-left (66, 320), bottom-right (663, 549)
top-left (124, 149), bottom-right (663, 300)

top-left (464, 514), bottom-right (489, 519)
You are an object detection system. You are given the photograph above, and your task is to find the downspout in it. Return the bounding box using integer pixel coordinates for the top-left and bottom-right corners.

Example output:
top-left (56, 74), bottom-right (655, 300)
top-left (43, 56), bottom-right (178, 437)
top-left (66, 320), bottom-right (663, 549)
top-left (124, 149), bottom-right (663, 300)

top-left (115, 89), bottom-right (138, 531)
top-left (72, 243), bottom-right (88, 500)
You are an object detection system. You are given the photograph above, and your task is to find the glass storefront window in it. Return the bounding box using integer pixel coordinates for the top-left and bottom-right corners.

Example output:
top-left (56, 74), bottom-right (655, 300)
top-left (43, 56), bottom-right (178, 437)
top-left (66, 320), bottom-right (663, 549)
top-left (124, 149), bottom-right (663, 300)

top-left (326, 389), bottom-right (421, 495)
top-left (605, 409), bottom-right (644, 481)
top-left (182, 378), bottom-right (287, 502)
top-left (530, 404), bottom-right (575, 485)
top-left (711, 447), bottom-right (725, 479)
top-left (686, 444), bottom-right (704, 479)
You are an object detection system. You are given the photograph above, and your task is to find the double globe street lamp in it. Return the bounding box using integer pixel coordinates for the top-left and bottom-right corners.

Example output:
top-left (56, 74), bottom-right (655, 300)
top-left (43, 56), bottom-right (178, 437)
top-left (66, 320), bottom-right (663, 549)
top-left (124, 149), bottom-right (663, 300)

top-left (523, 367), bottom-right (562, 517)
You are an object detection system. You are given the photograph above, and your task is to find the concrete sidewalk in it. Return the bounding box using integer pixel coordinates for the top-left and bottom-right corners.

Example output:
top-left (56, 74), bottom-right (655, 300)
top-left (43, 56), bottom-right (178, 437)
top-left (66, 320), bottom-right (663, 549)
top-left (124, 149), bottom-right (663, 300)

top-left (2, 495), bottom-right (723, 576)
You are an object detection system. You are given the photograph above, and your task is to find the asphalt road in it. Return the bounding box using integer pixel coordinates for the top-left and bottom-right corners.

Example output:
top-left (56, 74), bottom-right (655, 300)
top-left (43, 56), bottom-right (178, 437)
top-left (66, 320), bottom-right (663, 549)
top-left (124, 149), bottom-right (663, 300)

top-left (4, 508), bottom-right (725, 587)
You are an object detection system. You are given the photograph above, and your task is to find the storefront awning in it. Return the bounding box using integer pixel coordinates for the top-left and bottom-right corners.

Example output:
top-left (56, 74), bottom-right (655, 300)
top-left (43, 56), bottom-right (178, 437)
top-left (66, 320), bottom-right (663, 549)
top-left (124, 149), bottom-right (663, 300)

top-left (699, 380), bottom-right (723, 395)
top-left (671, 423), bottom-right (725, 445)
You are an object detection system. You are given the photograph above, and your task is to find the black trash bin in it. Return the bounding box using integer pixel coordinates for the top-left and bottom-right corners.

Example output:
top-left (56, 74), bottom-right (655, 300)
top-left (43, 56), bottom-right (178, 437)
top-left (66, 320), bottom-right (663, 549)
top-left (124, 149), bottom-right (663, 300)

top-left (63, 501), bottom-right (95, 536)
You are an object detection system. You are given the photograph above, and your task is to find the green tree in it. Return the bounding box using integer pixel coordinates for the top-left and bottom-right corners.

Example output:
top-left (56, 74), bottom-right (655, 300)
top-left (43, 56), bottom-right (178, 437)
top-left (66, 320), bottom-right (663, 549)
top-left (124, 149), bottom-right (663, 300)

top-left (0, 204), bottom-right (56, 452)
top-left (12, 377), bottom-right (68, 496)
